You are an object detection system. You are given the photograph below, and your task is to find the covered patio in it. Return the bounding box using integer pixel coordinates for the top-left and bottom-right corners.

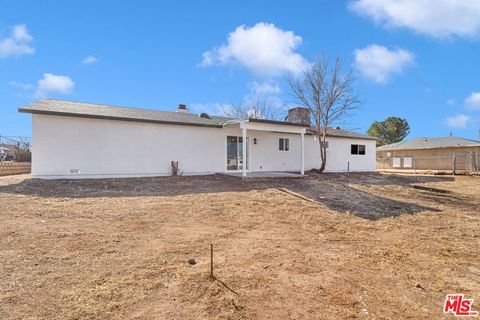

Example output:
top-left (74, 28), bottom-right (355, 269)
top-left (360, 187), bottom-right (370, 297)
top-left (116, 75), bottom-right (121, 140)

top-left (224, 118), bottom-right (308, 178)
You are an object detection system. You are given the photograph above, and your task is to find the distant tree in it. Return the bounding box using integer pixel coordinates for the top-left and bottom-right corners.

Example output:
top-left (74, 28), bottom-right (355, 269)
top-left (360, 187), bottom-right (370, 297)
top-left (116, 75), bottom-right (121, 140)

top-left (289, 55), bottom-right (360, 172)
top-left (222, 96), bottom-right (283, 120)
top-left (367, 117), bottom-right (410, 146)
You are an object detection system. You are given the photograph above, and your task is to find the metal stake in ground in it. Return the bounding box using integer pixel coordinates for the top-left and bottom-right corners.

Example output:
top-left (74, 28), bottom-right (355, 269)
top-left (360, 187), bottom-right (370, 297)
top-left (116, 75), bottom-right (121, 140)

top-left (210, 243), bottom-right (214, 280)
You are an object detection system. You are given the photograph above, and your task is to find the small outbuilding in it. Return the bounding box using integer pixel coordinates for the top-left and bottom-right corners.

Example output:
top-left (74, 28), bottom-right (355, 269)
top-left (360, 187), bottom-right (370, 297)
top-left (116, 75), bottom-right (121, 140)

top-left (377, 136), bottom-right (480, 174)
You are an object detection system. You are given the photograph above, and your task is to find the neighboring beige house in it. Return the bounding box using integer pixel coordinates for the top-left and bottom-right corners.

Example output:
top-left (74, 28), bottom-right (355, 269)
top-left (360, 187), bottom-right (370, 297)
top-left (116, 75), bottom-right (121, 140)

top-left (377, 136), bottom-right (480, 173)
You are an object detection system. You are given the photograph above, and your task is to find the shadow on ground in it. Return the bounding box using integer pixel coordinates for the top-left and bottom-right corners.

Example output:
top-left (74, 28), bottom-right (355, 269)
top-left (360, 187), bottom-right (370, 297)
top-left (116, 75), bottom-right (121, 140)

top-left (0, 172), bottom-right (461, 220)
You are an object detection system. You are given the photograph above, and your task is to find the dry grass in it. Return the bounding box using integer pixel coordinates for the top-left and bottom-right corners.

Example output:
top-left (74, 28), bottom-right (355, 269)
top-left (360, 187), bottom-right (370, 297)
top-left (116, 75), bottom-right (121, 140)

top-left (0, 173), bottom-right (479, 319)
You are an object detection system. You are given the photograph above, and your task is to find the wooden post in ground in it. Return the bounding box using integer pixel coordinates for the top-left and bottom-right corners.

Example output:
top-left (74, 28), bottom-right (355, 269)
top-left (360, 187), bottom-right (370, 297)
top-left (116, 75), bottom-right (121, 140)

top-left (452, 153), bottom-right (456, 175)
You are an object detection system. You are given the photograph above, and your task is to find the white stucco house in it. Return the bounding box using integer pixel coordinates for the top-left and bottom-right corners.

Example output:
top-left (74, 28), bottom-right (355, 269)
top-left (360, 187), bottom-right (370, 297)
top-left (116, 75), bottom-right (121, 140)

top-left (19, 99), bottom-right (377, 179)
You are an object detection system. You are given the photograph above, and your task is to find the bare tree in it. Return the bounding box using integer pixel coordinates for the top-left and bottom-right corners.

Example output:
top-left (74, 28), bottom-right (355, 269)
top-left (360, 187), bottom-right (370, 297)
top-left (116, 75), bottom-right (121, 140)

top-left (222, 96), bottom-right (284, 120)
top-left (289, 55), bottom-right (360, 172)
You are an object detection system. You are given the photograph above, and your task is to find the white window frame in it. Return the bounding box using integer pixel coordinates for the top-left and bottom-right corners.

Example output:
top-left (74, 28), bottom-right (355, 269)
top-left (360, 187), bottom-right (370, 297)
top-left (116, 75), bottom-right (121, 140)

top-left (279, 138), bottom-right (290, 151)
top-left (351, 144), bottom-right (366, 155)
top-left (393, 157), bottom-right (401, 168)
top-left (224, 135), bottom-right (251, 172)
top-left (403, 157), bottom-right (413, 168)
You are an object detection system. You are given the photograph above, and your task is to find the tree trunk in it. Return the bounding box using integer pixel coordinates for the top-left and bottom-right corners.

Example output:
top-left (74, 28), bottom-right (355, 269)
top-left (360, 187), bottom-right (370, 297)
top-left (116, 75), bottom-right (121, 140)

top-left (319, 145), bottom-right (326, 172)
top-left (317, 129), bottom-right (327, 173)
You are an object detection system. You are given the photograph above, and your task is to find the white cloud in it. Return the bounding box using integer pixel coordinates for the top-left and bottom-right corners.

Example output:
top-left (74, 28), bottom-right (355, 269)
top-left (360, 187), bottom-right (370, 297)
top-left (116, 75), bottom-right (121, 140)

top-left (35, 73), bottom-right (75, 98)
top-left (354, 44), bottom-right (414, 83)
top-left (250, 81), bottom-right (281, 96)
top-left (9, 80), bottom-right (33, 90)
top-left (200, 22), bottom-right (309, 76)
top-left (465, 92), bottom-right (480, 111)
top-left (12, 25), bottom-right (33, 42)
top-left (446, 114), bottom-right (470, 129)
top-left (0, 24), bottom-right (35, 58)
top-left (349, 0), bottom-right (480, 38)
top-left (447, 98), bottom-right (456, 106)
top-left (82, 55), bottom-right (98, 64)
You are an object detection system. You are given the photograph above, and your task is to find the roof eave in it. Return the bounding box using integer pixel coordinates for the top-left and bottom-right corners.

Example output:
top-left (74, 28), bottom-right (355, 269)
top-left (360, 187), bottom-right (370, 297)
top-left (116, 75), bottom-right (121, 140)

top-left (247, 118), bottom-right (309, 128)
top-left (325, 133), bottom-right (378, 141)
top-left (18, 108), bottom-right (224, 128)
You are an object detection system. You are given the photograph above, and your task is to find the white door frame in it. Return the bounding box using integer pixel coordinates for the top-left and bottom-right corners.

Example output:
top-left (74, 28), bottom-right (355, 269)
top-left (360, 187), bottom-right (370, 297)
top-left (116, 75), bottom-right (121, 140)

top-left (224, 135), bottom-right (251, 173)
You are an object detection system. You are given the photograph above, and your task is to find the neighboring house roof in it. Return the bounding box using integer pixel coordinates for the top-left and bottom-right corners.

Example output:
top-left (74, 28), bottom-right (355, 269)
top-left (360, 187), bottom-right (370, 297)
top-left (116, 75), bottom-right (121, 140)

top-left (378, 136), bottom-right (480, 151)
top-left (19, 99), bottom-right (373, 140)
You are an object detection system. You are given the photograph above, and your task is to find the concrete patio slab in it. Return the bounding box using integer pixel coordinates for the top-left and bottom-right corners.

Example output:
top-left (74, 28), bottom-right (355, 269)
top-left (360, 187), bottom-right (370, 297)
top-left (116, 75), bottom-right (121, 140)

top-left (222, 171), bottom-right (304, 179)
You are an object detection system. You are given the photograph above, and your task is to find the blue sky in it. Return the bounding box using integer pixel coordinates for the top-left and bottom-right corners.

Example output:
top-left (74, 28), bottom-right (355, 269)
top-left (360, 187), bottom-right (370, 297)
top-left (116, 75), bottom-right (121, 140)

top-left (2, 0), bottom-right (480, 140)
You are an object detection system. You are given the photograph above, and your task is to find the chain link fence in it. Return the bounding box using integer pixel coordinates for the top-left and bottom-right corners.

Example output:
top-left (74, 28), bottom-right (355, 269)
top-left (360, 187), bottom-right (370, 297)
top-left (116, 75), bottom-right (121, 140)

top-left (377, 152), bottom-right (480, 174)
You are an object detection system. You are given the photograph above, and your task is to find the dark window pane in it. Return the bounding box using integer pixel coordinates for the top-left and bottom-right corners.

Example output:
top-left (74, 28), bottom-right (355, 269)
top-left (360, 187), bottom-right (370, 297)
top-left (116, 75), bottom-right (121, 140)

top-left (227, 136), bottom-right (238, 170)
top-left (285, 139), bottom-right (290, 151)
top-left (351, 144), bottom-right (358, 155)
top-left (359, 145), bottom-right (366, 155)
top-left (279, 138), bottom-right (284, 150)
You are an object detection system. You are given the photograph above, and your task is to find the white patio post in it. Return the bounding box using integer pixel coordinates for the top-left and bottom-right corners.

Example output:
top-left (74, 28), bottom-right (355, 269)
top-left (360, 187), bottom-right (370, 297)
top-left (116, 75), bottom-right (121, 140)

top-left (300, 132), bottom-right (305, 175)
top-left (242, 127), bottom-right (247, 177)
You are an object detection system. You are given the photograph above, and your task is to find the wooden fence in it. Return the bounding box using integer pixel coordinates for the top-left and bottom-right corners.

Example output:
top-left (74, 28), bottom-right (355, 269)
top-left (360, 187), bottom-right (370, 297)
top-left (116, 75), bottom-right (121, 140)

top-left (377, 152), bottom-right (479, 174)
top-left (0, 162), bottom-right (31, 176)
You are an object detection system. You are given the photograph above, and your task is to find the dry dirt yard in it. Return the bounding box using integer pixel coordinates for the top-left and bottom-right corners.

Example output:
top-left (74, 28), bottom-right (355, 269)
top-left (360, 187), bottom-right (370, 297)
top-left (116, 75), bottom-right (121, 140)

top-left (0, 172), bottom-right (479, 319)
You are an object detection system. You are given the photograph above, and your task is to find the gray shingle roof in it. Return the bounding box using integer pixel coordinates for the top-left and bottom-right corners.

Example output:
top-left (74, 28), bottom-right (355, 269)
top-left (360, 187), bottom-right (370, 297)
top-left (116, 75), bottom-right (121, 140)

top-left (322, 128), bottom-right (377, 140)
top-left (305, 127), bottom-right (377, 140)
top-left (19, 99), bottom-right (374, 140)
top-left (378, 136), bottom-right (480, 151)
top-left (19, 99), bottom-right (235, 128)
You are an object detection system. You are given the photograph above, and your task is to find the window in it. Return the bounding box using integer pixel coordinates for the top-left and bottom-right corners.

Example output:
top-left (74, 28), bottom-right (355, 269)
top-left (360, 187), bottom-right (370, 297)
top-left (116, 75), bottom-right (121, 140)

top-left (359, 145), bottom-right (365, 155)
top-left (351, 144), bottom-right (366, 155)
top-left (279, 138), bottom-right (290, 151)
top-left (226, 136), bottom-right (248, 171)
top-left (393, 157), bottom-right (401, 168)
top-left (403, 157), bottom-right (413, 168)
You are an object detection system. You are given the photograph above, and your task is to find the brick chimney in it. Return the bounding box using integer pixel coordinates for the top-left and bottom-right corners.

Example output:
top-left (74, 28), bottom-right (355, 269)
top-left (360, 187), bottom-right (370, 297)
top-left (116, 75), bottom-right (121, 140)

top-left (285, 107), bottom-right (310, 125)
top-left (176, 104), bottom-right (189, 113)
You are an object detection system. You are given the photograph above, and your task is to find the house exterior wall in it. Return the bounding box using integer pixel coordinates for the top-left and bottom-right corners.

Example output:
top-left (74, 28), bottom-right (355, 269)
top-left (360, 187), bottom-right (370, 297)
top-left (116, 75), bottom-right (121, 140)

top-left (320, 137), bottom-right (376, 172)
top-left (32, 114), bottom-right (376, 179)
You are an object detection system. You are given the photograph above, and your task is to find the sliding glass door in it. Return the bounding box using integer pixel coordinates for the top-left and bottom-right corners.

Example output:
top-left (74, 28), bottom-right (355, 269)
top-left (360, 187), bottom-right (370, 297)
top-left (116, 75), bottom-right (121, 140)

top-left (226, 136), bottom-right (248, 171)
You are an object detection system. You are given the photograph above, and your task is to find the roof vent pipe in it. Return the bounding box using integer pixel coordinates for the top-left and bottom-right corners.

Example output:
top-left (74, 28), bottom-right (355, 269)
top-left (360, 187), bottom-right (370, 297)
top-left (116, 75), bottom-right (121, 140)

top-left (176, 104), bottom-right (189, 113)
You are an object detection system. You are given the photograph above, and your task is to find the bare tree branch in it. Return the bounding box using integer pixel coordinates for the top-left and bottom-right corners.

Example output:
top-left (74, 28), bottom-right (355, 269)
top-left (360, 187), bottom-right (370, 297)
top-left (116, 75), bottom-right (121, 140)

top-left (222, 95), bottom-right (284, 120)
